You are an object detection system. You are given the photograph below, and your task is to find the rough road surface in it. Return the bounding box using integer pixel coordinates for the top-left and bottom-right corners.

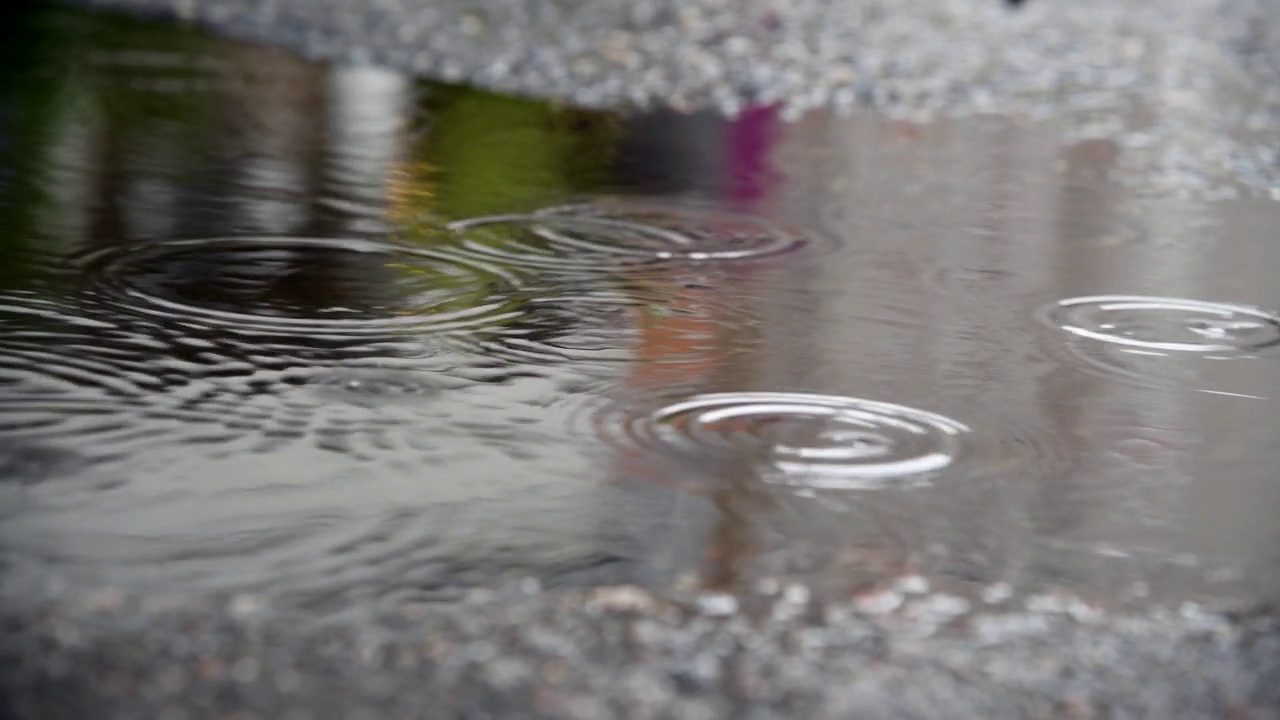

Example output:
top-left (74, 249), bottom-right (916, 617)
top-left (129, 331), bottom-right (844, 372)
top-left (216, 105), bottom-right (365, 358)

top-left (4, 583), bottom-right (1280, 719)
top-left (65, 0), bottom-right (1280, 197)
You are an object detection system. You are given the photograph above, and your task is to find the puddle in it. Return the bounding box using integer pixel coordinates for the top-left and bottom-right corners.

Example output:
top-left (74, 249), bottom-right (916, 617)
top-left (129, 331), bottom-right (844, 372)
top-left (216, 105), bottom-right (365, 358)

top-left (1, 4), bottom-right (1280, 616)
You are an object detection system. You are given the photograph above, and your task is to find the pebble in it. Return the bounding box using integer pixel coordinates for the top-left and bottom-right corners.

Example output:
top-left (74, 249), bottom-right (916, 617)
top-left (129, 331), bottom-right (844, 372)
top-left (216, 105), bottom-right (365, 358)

top-left (695, 593), bottom-right (739, 617)
top-left (854, 589), bottom-right (904, 615)
top-left (586, 585), bottom-right (657, 615)
top-left (981, 582), bottom-right (1014, 605)
top-left (2, 587), bottom-right (1277, 718)
top-left (894, 575), bottom-right (930, 596)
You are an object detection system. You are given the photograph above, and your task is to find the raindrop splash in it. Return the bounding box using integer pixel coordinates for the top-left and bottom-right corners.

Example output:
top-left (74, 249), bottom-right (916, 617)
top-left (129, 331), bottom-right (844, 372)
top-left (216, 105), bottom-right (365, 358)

top-left (593, 392), bottom-right (969, 490)
top-left (1041, 295), bottom-right (1280, 353)
top-left (308, 367), bottom-right (448, 407)
top-left (1039, 295), bottom-right (1280, 397)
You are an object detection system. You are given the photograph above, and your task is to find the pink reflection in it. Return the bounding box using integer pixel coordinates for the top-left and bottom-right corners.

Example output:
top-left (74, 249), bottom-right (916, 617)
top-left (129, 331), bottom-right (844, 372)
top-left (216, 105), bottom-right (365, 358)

top-left (726, 103), bottom-right (781, 213)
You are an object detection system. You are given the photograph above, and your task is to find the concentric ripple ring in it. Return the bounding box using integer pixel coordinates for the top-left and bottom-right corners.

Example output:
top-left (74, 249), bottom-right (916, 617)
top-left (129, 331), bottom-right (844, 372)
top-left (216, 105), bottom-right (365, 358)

top-left (614, 392), bottom-right (969, 489)
top-left (75, 236), bottom-right (526, 338)
top-left (1039, 295), bottom-right (1280, 354)
top-left (444, 199), bottom-right (813, 272)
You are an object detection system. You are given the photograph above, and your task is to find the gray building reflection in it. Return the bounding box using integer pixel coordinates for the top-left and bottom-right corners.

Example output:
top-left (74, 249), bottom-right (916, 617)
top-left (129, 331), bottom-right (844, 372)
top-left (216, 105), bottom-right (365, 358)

top-left (38, 39), bottom-right (407, 302)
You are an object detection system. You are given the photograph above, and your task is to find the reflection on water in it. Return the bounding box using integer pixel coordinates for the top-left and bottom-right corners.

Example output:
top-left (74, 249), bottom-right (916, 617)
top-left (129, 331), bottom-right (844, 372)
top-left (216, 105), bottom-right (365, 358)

top-left (599, 392), bottom-right (969, 489)
top-left (1, 4), bottom-right (1279, 615)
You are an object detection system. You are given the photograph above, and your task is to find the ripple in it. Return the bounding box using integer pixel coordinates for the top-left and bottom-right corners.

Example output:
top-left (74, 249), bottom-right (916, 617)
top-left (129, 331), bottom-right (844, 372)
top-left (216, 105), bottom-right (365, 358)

top-left (0, 292), bottom-right (610, 607)
top-left (308, 367), bottom-right (449, 407)
top-left (0, 290), bottom-right (499, 470)
top-left (444, 198), bottom-right (815, 273)
top-left (0, 279), bottom-right (591, 476)
top-left (75, 236), bottom-right (527, 340)
top-left (136, 354), bottom-right (537, 463)
top-left (0, 295), bottom-right (167, 453)
top-left (1039, 295), bottom-right (1280, 397)
top-left (476, 274), bottom-right (763, 367)
top-left (1040, 295), bottom-right (1280, 353)
top-left (591, 392), bottom-right (969, 490)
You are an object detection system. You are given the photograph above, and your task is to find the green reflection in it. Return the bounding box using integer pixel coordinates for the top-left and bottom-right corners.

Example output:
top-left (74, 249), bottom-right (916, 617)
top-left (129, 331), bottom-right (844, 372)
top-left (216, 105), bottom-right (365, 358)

top-left (391, 83), bottom-right (626, 334)
top-left (406, 82), bottom-right (622, 222)
top-left (0, 1), bottom-right (76, 290)
top-left (0, 2), bottom-right (215, 290)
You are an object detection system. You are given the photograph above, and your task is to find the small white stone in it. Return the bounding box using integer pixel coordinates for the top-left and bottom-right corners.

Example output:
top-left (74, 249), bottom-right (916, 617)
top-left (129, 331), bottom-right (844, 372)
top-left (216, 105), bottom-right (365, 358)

top-left (981, 582), bottom-right (1013, 605)
top-left (228, 594), bottom-right (264, 620)
top-left (697, 593), bottom-right (739, 617)
top-left (854, 590), bottom-right (903, 615)
top-left (782, 584), bottom-right (810, 605)
top-left (894, 575), bottom-right (930, 595)
top-left (919, 593), bottom-right (971, 618)
top-left (1025, 593), bottom-right (1070, 614)
top-left (1066, 598), bottom-right (1103, 624)
top-left (1179, 602), bottom-right (1227, 632)
top-left (587, 585), bottom-right (655, 615)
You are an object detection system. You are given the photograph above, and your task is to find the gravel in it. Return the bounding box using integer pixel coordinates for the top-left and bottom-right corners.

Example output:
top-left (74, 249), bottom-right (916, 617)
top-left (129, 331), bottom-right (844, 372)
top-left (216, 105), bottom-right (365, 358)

top-left (64, 0), bottom-right (1280, 198)
top-left (3, 583), bottom-right (1279, 719)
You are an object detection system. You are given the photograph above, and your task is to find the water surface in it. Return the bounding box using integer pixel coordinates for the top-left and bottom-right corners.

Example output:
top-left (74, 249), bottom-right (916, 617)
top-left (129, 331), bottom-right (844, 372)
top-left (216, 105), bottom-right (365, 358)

top-left (2, 4), bottom-right (1279, 616)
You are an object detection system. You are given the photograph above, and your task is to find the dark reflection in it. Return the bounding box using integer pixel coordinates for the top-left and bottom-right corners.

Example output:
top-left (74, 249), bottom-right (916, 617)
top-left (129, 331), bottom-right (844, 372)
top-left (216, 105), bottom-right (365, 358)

top-left (1, 2), bottom-right (1279, 615)
top-left (0, 6), bottom-right (67, 289)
